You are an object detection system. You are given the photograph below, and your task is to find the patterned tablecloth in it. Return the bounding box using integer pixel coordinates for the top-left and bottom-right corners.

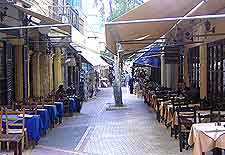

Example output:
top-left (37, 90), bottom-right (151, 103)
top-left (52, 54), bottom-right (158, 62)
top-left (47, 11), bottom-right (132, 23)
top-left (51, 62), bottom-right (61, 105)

top-left (188, 122), bottom-right (225, 155)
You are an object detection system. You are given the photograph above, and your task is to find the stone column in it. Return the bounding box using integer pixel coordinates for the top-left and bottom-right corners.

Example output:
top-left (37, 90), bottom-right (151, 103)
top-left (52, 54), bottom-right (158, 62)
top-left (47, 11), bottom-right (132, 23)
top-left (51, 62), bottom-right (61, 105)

top-left (53, 48), bottom-right (62, 90)
top-left (15, 44), bottom-right (23, 101)
top-left (49, 55), bottom-right (54, 92)
top-left (27, 52), bottom-right (31, 97)
top-left (40, 54), bottom-right (50, 96)
top-left (200, 43), bottom-right (207, 98)
top-left (32, 53), bottom-right (40, 97)
top-left (184, 47), bottom-right (190, 87)
top-left (166, 64), bottom-right (171, 89)
top-left (161, 54), bottom-right (166, 87)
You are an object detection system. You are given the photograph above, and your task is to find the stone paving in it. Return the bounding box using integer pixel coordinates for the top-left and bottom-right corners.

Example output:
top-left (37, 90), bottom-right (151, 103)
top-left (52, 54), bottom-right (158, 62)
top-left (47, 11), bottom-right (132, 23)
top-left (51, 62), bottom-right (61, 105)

top-left (1, 88), bottom-right (194, 155)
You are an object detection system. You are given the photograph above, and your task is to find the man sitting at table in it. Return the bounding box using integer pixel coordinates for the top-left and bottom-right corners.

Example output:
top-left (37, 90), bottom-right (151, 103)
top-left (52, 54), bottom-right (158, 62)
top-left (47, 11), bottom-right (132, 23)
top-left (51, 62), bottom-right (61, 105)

top-left (66, 84), bottom-right (75, 96)
top-left (56, 85), bottom-right (66, 98)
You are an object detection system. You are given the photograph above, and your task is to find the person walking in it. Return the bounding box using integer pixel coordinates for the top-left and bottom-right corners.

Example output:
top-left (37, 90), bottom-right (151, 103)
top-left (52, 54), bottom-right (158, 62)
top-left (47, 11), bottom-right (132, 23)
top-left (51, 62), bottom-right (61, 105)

top-left (128, 77), bottom-right (134, 94)
top-left (108, 72), bottom-right (114, 87)
top-left (124, 71), bottom-right (131, 94)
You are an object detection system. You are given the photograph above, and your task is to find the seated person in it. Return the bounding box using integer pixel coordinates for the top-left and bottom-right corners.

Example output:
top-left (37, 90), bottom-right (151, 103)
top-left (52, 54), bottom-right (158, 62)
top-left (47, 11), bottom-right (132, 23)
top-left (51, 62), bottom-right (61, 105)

top-left (56, 85), bottom-right (66, 98)
top-left (66, 84), bottom-right (75, 96)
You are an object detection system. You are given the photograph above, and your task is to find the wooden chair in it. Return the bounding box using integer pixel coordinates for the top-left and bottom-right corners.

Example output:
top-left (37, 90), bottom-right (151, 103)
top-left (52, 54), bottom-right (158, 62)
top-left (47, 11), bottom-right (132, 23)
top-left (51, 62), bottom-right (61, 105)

top-left (198, 113), bottom-right (214, 123)
top-left (170, 99), bottom-right (189, 138)
top-left (5, 109), bottom-right (28, 151)
top-left (177, 107), bottom-right (196, 152)
top-left (23, 102), bottom-right (38, 115)
top-left (0, 108), bottom-right (24, 155)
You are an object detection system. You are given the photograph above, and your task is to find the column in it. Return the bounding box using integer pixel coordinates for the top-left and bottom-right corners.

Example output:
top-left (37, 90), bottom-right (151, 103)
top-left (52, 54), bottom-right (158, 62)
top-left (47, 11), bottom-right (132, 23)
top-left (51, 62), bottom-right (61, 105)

top-left (184, 47), bottom-right (190, 87)
top-left (49, 55), bottom-right (54, 92)
top-left (53, 48), bottom-right (62, 90)
top-left (113, 43), bottom-right (123, 106)
top-left (61, 55), bottom-right (65, 87)
top-left (40, 54), bottom-right (50, 96)
top-left (199, 25), bottom-right (208, 99)
top-left (32, 53), bottom-right (40, 97)
top-left (200, 43), bottom-right (207, 98)
top-left (161, 54), bottom-right (166, 87)
top-left (27, 54), bottom-right (30, 97)
top-left (166, 64), bottom-right (171, 89)
top-left (15, 44), bottom-right (23, 101)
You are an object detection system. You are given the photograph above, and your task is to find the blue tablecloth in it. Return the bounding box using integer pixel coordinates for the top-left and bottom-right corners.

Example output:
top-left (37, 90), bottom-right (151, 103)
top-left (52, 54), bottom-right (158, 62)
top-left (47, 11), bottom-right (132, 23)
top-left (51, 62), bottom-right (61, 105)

top-left (43, 105), bottom-right (57, 125)
top-left (69, 98), bottom-right (77, 112)
top-left (55, 102), bottom-right (64, 117)
top-left (37, 109), bottom-right (50, 131)
top-left (2, 114), bottom-right (43, 142)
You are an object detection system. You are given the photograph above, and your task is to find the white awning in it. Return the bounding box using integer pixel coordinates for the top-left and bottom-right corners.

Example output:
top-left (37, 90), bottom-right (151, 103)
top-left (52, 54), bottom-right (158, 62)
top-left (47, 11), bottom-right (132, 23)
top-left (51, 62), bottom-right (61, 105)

top-left (80, 49), bottom-right (109, 67)
top-left (105, 0), bottom-right (203, 54)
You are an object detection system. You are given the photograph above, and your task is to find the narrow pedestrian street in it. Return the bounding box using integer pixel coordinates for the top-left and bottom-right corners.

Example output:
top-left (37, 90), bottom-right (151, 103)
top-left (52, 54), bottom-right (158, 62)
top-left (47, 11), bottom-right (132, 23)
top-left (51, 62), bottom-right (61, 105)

top-left (27, 88), bottom-right (191, 155)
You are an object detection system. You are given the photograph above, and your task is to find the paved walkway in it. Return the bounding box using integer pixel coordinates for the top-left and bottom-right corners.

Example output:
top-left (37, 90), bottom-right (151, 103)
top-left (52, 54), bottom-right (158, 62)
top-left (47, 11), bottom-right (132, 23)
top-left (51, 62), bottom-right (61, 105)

top-left (3, 88), bottom-right (192, 155)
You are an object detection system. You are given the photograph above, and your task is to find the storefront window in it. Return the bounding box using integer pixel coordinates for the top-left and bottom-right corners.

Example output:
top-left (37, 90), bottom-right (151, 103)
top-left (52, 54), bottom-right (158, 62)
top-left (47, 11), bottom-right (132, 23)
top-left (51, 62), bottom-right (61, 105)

top-left (207, 39), bottom-right (225, 100)
top-left (189, 46), bottom-right (200, 88)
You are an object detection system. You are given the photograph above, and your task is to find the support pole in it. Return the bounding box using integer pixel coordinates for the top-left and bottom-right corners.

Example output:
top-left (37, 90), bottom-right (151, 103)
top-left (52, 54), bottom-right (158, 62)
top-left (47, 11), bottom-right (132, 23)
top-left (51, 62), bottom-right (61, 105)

top-left (113, 43), bottom-right (123, 106)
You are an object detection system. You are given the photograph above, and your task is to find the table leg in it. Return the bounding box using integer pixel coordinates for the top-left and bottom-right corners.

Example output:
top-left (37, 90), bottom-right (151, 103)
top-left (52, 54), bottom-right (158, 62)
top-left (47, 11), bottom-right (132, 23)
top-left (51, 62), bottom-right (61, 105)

top-left (59, 117), bottom-right (62, 124)
top-left (13, 142), bottom-right (17, 155)
top-left (18, 140), bottom-right (22, 155)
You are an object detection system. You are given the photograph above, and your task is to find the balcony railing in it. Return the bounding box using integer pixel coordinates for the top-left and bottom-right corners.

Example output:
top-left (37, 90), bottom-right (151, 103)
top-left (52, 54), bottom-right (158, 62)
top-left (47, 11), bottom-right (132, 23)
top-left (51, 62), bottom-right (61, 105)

top-left (49, 5), bottom-right (79, 30)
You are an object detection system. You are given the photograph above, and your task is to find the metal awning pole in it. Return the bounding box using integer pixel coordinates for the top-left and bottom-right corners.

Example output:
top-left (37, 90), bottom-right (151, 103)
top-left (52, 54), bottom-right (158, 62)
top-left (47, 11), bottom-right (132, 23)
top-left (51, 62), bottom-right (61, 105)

top-left (106, 14), bottom-right (225, 25)
top-left (0, 24), bottom-right (71, 31)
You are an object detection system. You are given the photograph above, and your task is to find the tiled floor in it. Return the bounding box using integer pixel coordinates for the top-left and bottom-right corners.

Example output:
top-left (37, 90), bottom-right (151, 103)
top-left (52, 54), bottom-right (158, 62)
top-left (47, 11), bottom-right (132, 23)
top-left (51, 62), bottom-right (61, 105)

top-left (1, 88), bottom-right (192, 155)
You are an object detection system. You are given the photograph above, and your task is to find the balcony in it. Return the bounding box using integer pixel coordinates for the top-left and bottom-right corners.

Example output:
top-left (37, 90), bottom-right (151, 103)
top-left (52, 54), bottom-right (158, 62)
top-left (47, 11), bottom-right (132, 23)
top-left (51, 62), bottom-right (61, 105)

top-left (15, 0), bottom-right (35, 8)
top-left (49, 5), bottom-right (79, 31)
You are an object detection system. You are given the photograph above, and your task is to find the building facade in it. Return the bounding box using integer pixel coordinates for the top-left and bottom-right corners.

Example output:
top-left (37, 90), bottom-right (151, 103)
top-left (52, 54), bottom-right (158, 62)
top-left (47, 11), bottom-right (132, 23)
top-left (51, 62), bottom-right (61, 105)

top-left (0, 0), bottom-right (85, 105)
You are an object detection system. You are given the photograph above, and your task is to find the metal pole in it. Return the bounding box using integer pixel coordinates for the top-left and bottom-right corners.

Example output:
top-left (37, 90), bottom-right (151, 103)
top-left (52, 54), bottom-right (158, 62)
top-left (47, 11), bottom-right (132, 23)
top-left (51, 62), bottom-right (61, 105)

top-left (106, 14), bottom-right (225, 25)
top-left (0, 23), bottom-right (71, 31)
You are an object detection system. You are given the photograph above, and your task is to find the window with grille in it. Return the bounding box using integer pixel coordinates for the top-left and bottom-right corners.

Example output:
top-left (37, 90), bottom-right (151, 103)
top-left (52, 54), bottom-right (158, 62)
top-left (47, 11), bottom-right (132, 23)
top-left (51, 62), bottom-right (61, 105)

top-left (207, 39), bottom-right (225, 100)
top-left (189, 46), bottom-right (200, 88)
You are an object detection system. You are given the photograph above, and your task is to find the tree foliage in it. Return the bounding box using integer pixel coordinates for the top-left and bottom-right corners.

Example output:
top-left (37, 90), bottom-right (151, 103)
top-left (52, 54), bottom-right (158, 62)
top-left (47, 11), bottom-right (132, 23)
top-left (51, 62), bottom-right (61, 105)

top-left (94, 0), bottom-right (144, 23)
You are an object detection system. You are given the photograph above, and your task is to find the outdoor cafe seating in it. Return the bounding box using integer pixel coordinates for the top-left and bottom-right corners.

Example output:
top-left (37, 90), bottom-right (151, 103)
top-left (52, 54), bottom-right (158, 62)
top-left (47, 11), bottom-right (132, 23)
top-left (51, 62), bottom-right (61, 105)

top-left (143, 86), bottom-right (225, 155)
top-left (0, 91), bottom-right (81, 154)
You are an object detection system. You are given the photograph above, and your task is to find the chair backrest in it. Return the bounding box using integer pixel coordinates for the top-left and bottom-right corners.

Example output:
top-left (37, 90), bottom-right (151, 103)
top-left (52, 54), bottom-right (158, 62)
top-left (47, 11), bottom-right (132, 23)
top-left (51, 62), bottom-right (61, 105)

top-left (209, 110), bottom-right (225, 122)
top-left (177, 107), bottom-right (196, 131)
top-left (5, 109), bottom-right (25, 136)
top-left (198, 113), bottom-right (214, 123)
top-left (22, 101), bottom-right (38, 115)
top-left (171, 98), bottom-right (189, 113)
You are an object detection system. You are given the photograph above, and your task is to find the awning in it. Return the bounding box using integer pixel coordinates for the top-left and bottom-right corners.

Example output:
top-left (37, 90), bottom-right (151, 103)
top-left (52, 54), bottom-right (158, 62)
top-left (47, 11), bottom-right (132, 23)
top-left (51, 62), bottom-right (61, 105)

top-left (187, 0), bottom-right (225, 16)
top-left (13, 4), bottom-right (71, 34)
top-left (80, 49), bottom-right (109, 67)
top-left (134, 44), bottom-right (161, 68)
top-left (105, 0), bottom-right (203, 54)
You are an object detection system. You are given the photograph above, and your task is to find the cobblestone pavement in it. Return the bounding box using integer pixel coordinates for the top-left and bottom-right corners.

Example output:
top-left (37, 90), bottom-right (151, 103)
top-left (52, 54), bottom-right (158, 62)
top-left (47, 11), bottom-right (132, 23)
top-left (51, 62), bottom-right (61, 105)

top-left (1, 88), bottom-right (193, 155)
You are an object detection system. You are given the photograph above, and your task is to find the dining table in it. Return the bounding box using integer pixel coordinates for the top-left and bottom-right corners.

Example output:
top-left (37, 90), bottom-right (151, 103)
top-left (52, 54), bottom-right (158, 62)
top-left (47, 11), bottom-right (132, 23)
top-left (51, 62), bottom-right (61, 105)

top-left (54, 101), bottom-right (64, 123)
top-left (37, 109), bottom-right (50, 134)
top-left (68, 97), bottom-right (77, 112)
top-left (188, 122), bottom-right (225, 155)
top-left (43, 105), bottom-right (57, 128)
top-left (2, 114), bottom-right (44, 142)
